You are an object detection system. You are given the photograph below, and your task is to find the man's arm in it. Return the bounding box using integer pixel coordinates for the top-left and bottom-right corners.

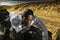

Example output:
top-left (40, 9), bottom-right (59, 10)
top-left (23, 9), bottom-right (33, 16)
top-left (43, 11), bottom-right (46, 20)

top-left (34, 16), bottom-right (48, 40)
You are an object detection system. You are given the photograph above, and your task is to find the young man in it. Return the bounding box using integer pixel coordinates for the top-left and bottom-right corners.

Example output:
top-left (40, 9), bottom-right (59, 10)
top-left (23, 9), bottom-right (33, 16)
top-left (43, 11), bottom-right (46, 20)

top-left (23, 9), bottom-right (48, 40)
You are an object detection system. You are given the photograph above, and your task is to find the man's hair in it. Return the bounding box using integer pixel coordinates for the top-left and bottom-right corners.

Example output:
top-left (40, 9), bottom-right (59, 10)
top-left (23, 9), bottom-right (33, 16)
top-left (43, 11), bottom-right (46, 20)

top-left (0, 9), bottom-right (9, 22)
top-left (23, 9), bottom-right (34, 18)
top-left (22, 9), bottom-right (34, 26)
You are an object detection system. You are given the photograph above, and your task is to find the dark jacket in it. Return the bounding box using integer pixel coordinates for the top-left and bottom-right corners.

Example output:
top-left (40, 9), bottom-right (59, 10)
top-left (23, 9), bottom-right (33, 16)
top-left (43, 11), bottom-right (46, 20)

top-left (23, 26), bottom-right (42, 40)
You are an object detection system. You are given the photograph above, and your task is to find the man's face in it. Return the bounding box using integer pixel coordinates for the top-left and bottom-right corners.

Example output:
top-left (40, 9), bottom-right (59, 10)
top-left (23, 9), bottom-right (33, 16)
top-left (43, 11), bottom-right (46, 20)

top-left (28, 15), bottom-right (33, 21)
top-left (27, 15), bottom-right (33, 26)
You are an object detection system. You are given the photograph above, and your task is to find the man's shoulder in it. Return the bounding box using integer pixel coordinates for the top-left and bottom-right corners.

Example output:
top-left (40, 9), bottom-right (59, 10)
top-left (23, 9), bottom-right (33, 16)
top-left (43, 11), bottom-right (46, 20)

top-left (30, 26), bottom-right (39, 31)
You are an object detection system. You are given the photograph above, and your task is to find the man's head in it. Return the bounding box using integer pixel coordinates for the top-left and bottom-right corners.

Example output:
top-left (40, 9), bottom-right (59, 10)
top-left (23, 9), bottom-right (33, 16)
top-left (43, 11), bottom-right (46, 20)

top-left (23, 9), bottom-right (34, 19)
top-left (23, 9), bottom-right (34, 26)
top-left (10, 12), bottom-right (22, 26)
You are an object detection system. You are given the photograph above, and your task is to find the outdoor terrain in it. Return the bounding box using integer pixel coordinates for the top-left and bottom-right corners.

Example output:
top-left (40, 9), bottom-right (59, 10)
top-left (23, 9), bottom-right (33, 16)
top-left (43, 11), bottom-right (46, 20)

top-left (0, 2), bottom-right (60, 40)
